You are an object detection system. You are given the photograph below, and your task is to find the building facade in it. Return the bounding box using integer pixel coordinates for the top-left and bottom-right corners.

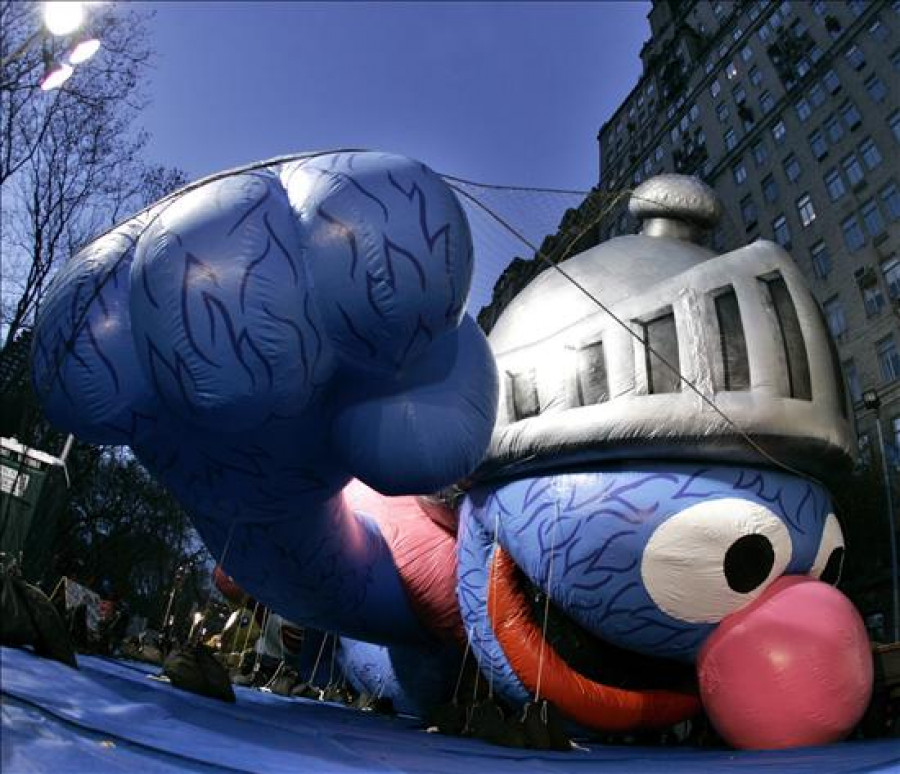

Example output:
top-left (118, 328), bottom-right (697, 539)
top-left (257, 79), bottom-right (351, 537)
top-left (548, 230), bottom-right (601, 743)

top-left (482, 0), bottom-right (900, 468)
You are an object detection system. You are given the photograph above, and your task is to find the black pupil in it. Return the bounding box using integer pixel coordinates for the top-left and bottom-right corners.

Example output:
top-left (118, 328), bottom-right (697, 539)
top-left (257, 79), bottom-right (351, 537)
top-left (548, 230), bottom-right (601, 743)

top-left (820, 546), bottom-right (844, 586)
top-left (723, 534), bottom-right (775, 593)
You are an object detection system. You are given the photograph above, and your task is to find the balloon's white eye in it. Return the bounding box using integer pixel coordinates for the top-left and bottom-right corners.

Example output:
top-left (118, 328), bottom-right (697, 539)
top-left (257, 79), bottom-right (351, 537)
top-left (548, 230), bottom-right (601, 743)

top-left (809, 513), bottom-right (844, 586)
top-left (641, 498), bottom-right (792, 624)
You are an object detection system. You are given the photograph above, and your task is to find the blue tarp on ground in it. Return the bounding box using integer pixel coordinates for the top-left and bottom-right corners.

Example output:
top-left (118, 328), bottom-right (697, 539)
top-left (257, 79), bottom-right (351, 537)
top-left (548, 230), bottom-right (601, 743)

top-left (2, 647), bottom-right (899, 774)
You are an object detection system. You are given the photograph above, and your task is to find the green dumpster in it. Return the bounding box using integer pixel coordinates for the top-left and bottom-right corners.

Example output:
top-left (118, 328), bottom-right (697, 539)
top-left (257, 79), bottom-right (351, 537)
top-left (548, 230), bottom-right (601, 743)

top-left (0, 437), bottom-right (68, 584)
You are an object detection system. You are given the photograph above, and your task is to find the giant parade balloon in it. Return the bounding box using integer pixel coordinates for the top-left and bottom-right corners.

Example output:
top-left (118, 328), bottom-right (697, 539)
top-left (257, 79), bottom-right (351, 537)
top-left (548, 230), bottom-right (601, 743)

top-left (32, 152), bottom-right (872, 749)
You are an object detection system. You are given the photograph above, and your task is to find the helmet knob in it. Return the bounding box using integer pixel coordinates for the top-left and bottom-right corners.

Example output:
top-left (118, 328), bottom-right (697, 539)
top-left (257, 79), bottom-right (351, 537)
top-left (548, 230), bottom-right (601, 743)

top-left (629, 174), bottom-right (722, 244)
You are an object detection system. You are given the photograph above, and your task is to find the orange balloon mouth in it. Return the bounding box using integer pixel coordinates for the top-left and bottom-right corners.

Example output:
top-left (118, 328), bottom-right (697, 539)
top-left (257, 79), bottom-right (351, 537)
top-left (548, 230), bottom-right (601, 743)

top-left (487, 546), bottom-right (701, 732)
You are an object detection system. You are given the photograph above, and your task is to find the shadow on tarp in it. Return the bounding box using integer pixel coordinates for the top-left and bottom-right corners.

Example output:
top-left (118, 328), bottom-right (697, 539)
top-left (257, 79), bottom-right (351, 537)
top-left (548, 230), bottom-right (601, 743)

top-left (2, 647), bottom-right (898, 774)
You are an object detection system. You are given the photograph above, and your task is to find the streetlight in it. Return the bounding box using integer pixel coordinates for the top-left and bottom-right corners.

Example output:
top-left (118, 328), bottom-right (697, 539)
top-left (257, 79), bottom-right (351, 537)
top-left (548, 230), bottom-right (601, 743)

top-left (68, 38), bottom-right (101, 65)
top-left (38, 60), bottom-right (73, 91)
top-left (863, 388), bottom-right (900, 642)
top-left (0, 2), bottom-right (102, 90)
top-left (43, 2), bottom-right (86, 37)
top-left (39, 3), bottom-right (103, 91)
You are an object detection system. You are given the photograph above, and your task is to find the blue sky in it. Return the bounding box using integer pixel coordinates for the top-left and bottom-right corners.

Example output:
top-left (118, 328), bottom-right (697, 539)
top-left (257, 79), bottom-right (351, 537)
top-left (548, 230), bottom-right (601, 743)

top-left (139, 1), bottom-right (649, 311)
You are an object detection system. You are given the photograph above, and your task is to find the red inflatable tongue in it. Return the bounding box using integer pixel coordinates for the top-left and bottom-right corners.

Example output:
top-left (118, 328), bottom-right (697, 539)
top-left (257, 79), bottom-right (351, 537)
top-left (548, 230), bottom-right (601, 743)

top-left (697, 576), bottom-right (873, 750)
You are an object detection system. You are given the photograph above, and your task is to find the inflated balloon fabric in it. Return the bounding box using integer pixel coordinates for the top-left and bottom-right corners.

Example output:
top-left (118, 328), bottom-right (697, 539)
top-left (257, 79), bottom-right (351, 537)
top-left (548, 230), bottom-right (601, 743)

top-left (697, 576), bottom-right (872, 749)
top-left (32, 162), bottom-right (872, 752)
top-left (458, 463), bottom-right (871, 745)
top-left (32, 151), bottom-right (498, 646)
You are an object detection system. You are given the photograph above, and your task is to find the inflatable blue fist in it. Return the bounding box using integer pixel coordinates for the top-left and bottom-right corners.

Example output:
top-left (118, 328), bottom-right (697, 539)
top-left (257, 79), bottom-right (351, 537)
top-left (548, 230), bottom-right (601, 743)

top-left (32, 152), bottom-right (498, 644)
top-left (33, 152), bottom-right (497, 496)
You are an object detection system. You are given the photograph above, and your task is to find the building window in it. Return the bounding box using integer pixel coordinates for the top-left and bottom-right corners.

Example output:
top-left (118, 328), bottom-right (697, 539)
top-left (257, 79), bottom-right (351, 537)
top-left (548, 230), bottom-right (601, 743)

top-left (733, 161), bottom-right (748, 185)
top-left (773, 214), bottom-right (791, 248)
top-left (766, 276), bottom-right (811, 399)
top-left (689, 103), bottom-right (700, 122)
top-left (881, 182), bottom-right (900, 221)
top-left (714, 289), bottom-right (751, 391)
top-left (760, 91), bottom-right (775, 114)
top-left (810, 241), bottom-right (831, 279)
top-left (809, 82), bottom-right (826, 108)
top-left (891, 110), bottom-right (900, 144)
top-left (824, 113), bottom-right (845, 144)
top-left (861, 199), bottom-right (886, 238)
top-left (783, 153), bottom-right (802, 183)
top-left (726, 61), bottom-right (738, 80)
top-left (812, 0), bottom-right (826, 15)
top-left (842, 214), bottom-right (866, 251)
top-left (845, 44), bottom-right (867, 71)
top-left (882, 254), bottom-right (900, 298)
top-left (733, 84), bottom-right (747, 105)
top-left (741, 195), bottom-right (758, 229)
top-left (711, 79), bottom-right (722, 99)
top-left (796, 193), bottom-right (816, 227)
top-left (858, 432), bottom-right (873, 466)
top-left (824, 296), bottom-right (848, 339)
top-left (824, 168), bottom-right (847, 201)
top-left (869, 16), bottom-right (890, 41)
top-left (724, 128), bottom-right (737, 150)
top-left (859, 275), bottom-right (886, 317)
top-left (575, 341), bottom-right (609, 406)
top-left (771, 119), bottom-right (786, 143)
top-left (841, 153), bottom-right (865, 187)
top-left (865, 74), bottom-right (888, 103)
top-left (741, 44), bottom-right (753, 62)
top-left (840, 101), bottom-right (862, 130)
top-left (769, 7), bottom-right (784, 29)
top-left (844, 360), bottom-right (863, 405)
top-left (643, 312), bottom-right (681, 395)
top-left (878, 336), bottom-right (900, 382)
top-left (749, 65), bottom-right (763, 86)
top-left (795, 98), bottom-right (812, 123)
top-left (823, 69), bottom-right (841, 94)
top-left (859, 137), bottom-right (882, 170)
top-left (809, 129), bottom-right (828, 160)
top-left (752, 139), bottom-right (768, 167)
top-left (717, 102), bottom-right (730, 123)
top-left (762, 174), bottom-right (779, 203)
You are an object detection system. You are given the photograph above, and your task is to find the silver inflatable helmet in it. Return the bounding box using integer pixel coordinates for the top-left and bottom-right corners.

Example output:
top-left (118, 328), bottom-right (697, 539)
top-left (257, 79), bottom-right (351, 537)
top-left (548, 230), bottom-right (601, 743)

top-left (479, 174), bottom-right (853, 483)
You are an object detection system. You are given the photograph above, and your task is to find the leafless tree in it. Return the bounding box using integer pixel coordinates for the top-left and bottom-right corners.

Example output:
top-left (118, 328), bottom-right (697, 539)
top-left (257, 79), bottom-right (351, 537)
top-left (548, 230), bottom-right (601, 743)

top-left (0, 0), bottom-right (186, 349)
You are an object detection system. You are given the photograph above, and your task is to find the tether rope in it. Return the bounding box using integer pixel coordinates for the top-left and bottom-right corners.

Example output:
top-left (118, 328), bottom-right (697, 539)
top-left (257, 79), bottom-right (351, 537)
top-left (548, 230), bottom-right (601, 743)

top-left (534, 499), bottom-right (561, 703)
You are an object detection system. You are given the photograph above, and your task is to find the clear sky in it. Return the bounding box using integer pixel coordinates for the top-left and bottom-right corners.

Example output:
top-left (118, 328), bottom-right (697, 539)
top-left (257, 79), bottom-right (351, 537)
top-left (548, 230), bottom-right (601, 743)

top-left (138, 1), bottom-right (650, 310)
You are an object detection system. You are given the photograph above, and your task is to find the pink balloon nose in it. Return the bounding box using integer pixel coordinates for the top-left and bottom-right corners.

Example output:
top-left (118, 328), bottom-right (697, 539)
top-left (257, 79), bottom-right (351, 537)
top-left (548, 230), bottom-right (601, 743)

top-left (697, 576), bottom-right (873, 750)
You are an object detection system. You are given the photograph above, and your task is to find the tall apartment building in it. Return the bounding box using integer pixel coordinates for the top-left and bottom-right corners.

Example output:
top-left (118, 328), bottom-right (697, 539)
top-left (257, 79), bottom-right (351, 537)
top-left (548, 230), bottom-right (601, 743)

top-left (597, 0), bottom-right (899, 462)
top-left (481, 0), bottom-right (900, 465)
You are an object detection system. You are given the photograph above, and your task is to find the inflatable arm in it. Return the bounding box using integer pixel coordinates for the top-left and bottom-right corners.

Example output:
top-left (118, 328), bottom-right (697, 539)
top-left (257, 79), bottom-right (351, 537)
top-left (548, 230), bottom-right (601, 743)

top-left (32, 151), bottom-right (498, 645)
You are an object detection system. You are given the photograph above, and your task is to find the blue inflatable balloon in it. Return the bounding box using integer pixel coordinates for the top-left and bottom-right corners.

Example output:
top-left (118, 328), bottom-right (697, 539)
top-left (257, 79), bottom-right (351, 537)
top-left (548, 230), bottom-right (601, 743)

top-left (33, 151), bottom-right (498, 647)
top-left (33, 160), bottom-right (872, 751)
